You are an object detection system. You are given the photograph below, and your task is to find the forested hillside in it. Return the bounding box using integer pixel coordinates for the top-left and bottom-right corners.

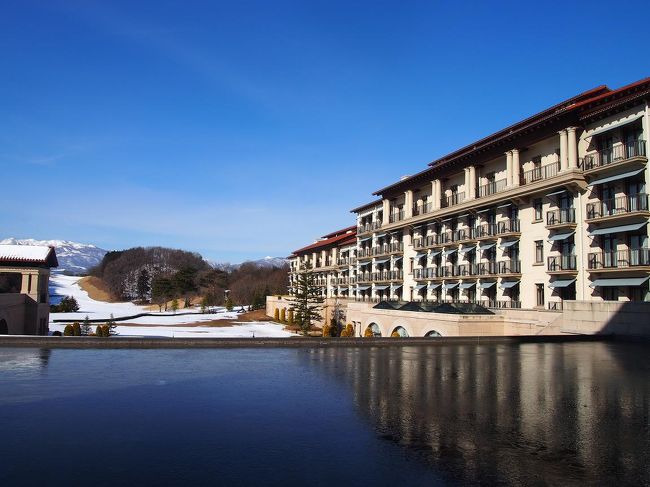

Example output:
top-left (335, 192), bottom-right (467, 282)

top-left (90, 247), bottom-right (288, 307)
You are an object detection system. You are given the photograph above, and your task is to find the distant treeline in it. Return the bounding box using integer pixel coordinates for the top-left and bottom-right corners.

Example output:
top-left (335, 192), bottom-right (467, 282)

top-left (90, 247), bottom-right (288, 308)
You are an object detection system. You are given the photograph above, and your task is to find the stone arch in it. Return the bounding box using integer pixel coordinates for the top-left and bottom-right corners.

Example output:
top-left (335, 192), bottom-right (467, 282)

top-left (0, 319), bottom-right (8, 335)
top-left (425, 330), bottom-right (442, 337)
top-left (365, 322), bottom-right (382, 337)
top-left (391, 326), bottom-right (409, 337)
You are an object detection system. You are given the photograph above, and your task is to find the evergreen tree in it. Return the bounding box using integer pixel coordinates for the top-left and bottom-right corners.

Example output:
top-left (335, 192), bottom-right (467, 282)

top-left (225, 296), bottom-right (234, 312)
top-left (136, 268), bottom-right (151, 302)
top-left (107, 314), bottom-right (117, 336)
top-left (72, 322), bottom-right (81, 336)
top-left (288, 263), bottom-right (324, 335)
top-left (171, 299), bottom-right (179, 313)
top-left (81, 316), bottom-right (92, 336)
top-left (151, 277), bottom-right (174, 312)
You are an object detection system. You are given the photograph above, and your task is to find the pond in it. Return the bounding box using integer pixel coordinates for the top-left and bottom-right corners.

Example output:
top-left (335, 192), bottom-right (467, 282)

top-left (0, 342), bottom-right (648, 486)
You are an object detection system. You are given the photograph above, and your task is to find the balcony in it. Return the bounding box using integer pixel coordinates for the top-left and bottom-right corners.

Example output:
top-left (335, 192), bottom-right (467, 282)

top-left (521, 161), bottom-right (560, 185)
top-left (588, 248), bottom-right (650, 271)
top-left (546, 208), bottom-right (577, 229)
top-left (336, 258), bottom-right (350, 267)
top-left (413, 234), bottom-right (441, 250)
top-left (358, 247), bottom-right (373, 260)
top-left (547, 254), bottom-right (577, 275)
top-left (547, 301), bottom-right (563, 311)
top-left (585, 193), bottom-right (650, 222)
top-left (441, 192), bottom-right (465, 208)
top-left (357, 272), bottom-right (373, 283)
top-left (581, 140), bottom-right (647, 174)
top-left (480, 300), bottom-right (522, 309)
top-left (474, 220), bottom-right (520, 240)
top-left (497, 260), bottom-right (521, 276)
top-left (476, 261), bottom-right (498, 276)
top-left (413, 267), bottom-right (436, 280)
top-left (372, 270), bottom-right (403, 283)
top-left (477, 178), bottom-right (507, 198)
top-left (389, 210), bottom-right (405, 224)
top-left (357, 221), bottom-right (381, 235)
top-left (372, 244), bottom-right (390, 257)
top-left (413, 201), bottom-right (434, 216)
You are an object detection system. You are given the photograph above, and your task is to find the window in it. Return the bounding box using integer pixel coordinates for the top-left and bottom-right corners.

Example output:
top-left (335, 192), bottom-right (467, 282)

top-left (533, 199), bottom-right (543, 221)
top-left (535, 240), bottom-right (544, 264)
top-left (536, 283), bottom-right (545, 307)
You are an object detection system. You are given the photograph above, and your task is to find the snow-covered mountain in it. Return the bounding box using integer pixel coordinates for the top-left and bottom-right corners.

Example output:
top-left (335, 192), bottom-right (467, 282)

top-left (211, 256), bottom-right (288, 270)
top-left (0, 238), bottom-right (108, 274)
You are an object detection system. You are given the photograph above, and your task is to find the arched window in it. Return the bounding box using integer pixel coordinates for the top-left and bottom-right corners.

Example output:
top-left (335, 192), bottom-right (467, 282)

top-left (391, 326), bottom-right (409, 337)
top-left (425, 330), bottom-right (442, 337)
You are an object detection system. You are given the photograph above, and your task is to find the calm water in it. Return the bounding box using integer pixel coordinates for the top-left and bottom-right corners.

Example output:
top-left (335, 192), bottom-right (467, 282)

top-left (0, 343), bottom-right (649, 486)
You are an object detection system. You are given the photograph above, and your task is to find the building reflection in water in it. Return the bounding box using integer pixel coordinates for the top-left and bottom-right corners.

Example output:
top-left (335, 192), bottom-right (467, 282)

top-left (0, 347), bottom-right (51, 372)
top-left (308, 343), bottom-right (650, 486)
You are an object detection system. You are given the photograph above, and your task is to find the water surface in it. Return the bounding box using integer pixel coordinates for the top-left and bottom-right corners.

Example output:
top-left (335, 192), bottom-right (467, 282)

top-left (0, 342), bottom-right (648, 486)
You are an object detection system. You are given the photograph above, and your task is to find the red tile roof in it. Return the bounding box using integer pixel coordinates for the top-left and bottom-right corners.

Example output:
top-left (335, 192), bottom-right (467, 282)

top-left (291, 228), bottom-right (357, 256)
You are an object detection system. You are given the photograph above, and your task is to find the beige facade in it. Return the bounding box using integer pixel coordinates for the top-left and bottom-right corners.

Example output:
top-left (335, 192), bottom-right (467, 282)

top-left (0, 245), bottom-right (58, 335)
top-left (285, 78), bottom-right (650, 336)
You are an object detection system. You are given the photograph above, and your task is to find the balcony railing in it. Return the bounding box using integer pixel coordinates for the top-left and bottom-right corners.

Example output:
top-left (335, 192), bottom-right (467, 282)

top-left (481, 300), bottom-right (522, 309)
top-left (390, 242), bottom-right (404, 253)
top-left (497, 260), bottom-right (521, 274)
top-left (474, 220), bottom-right (520, 238)
top-left (372, 270), bottom-right (404, 282)
top-left (414, 267), bottom-right (436, 280)
top-left (520, 160), bottom-right (561, 185)
top-left (546, 208), bottom-right (576, 226)
top-left (477, 178), bottom-right (508, 198)
top-left (357, 221), bottom-right (382, 235)
top-left (476, 261), bottom-right (498, 276)
top-left (336, 257), bottom-right (350, 266)
top-left (548, 301), bottom-right (563, 311)
top-left (581, 140), bottom-right (646, 171)
top-left (588, 248), bottom-right (650, 270)
top-left (413, 202), bottom-right (434, 216)
top-left (547, 254), bottom-right (577, 272)
top-left (389, 210), bottom-right (405, 223)
top-left (586, 193), bottom-right (649, 220)
top-left (357, 272), bottom-right (373, 283)
top-left (358, 247), bottom-right (373, 259)
top-left (413, 235), bottom-right (440, 249)
top-left (441, 192), bottom-right (465, 208)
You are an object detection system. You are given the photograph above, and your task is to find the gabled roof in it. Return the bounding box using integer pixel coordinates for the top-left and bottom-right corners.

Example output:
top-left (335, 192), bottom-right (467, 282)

top-left (291, 227), bottom-right (357, 256)
top-left (0, 245), bottom-right (58, 267)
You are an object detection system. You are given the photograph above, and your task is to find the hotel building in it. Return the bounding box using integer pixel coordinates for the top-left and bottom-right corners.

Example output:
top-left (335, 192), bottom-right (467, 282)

top-left (277, 78), bottom-right (650, 335)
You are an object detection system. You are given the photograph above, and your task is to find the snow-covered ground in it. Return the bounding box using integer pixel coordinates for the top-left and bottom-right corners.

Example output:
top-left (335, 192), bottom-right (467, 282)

top-left (49, 274), bottom-right (295, 338)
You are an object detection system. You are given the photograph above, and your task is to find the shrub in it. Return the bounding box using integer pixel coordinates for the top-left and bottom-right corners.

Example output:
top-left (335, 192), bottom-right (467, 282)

top-left (225, 296), bottom-right (234, 312)
top-left (274, 308), bottom-right (280, 321)
top-left (171, 299), bottom-right (179, 313)
top-left (63, 324), bottom-right (73, 336)
top-left (364, 327), bottom-right (374, 338)
top-left (72, 322), bottom-right (81, 336)
top-left (101, 324), bottom-right (110, 337)
top-left (391, 331), bottom-right (401, 338)
top-left (51, 296), bottom-right (80, 313)
top-left (322, 324), bottom-right (331, 337)
top-left (52, 331), bottom-right (62, 336)
top-left (340, 324), bottom-right (354, 337)
top-left (287, 309), bottom-right (294, 325)
top-left (96, 325), bottom-right (103, 337)
top-left (280, 308), bottom-right (286, 323)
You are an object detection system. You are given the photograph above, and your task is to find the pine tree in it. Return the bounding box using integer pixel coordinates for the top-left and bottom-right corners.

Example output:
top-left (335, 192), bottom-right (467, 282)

top-left (171, 299), bottom-right (179, 313)
top-left (136, 268), bottom-right (151, 302)
top-left (225, 296), bottom-right (234, 312)
top-left (72, 322), bottom-right (81, 336)
top-left (107, 313), bottom-right (117, 336)
top-left (81, 316), bottom-right (92, 336)
top-left (288, 262), bottom-right (324, 335)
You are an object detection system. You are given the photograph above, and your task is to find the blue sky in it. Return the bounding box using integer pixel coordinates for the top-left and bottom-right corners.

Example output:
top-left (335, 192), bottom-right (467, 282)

top-left (1, 0), bottom-right (648, 263)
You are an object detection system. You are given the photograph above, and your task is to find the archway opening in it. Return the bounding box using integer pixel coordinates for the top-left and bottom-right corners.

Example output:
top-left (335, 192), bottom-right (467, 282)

top-left (364, 323), bottom-right (381, 337)
top-left (425, 330), bottom-right (442, 337)
top-left (391, 326), bottom-right (409, 338)
top-left (0, 319), bottom-right (8, 335)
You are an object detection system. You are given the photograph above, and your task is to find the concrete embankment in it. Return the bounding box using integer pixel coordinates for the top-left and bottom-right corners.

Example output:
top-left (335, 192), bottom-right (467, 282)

top-left (0, 335), bottom-right (611, 349)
